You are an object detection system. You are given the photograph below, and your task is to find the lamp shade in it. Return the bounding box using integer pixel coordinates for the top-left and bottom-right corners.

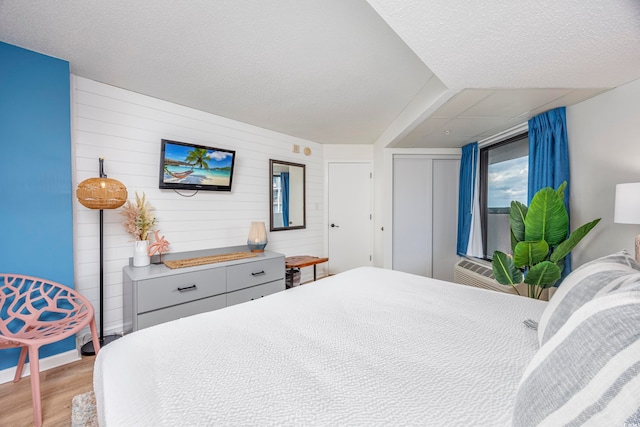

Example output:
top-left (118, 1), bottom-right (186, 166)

top-left (614, 182), bottom-right (640, 224)
top-left (247, 221), bottom-right (268, 252)
top-left (77, 177), bottom-right (128, 210)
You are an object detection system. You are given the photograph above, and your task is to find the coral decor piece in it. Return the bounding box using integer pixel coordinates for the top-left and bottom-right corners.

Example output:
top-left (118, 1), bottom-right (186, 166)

top-left (120, 192), bottom-right (157, 241)
top-left (148, 230), bottom-right (170, 262)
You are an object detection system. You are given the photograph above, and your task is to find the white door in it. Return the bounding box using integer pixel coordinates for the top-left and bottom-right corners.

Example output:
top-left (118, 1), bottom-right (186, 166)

top-left (431, 159), bottom-right (460, 282)
top-left (328, 162), bottom-right (372, 274)
top-left (392, 155), bottom-right (459, 281)
top-left (393, 156), bottom-right (433, 276)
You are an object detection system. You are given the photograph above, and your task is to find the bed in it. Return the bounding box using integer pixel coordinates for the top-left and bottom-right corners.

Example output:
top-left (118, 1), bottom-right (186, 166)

top-left (95, 255), bottom-right (640, 426)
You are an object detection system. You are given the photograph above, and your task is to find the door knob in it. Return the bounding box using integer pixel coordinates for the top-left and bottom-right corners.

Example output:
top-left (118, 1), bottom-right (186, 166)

top-left (330, 223), bottom-right (339, 228)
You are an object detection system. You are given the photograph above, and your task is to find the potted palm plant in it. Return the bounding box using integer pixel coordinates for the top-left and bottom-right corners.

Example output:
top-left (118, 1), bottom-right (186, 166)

top-left (491, 182), bottom-right (600, 299)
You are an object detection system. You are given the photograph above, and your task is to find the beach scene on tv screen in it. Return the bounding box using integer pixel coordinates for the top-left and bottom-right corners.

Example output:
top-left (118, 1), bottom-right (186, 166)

top-left (163, 143), bottom-right (233, 186)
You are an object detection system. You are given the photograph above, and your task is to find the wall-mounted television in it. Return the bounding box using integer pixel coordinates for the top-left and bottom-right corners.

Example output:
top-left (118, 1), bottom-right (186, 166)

top-left (159, 139), bottom-right (236, 192)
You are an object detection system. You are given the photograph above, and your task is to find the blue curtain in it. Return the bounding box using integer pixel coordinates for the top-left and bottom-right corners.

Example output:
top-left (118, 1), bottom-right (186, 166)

top-left (528, 107), bottom-right (570, 208)
top-left (528, 106), bottom-right (571, 276)
top-left (281, 172), bottom-right (290, 227)
top-left (457, 142), bottom-right (478, 256)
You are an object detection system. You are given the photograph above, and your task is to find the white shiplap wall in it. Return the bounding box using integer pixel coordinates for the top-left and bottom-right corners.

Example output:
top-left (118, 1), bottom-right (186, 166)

top-left (72, 76), bottom-right (325, 335)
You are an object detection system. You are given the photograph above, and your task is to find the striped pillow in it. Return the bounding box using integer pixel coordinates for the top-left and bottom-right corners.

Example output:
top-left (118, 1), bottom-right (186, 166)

top-left (513, 288), bottom-right (640, 426)
top-left (538, 250), bottom-right (640, 345)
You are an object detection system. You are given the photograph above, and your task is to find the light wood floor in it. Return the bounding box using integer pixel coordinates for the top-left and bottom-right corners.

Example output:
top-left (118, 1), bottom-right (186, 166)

top-left (0, 356), bottom-right (95, 427)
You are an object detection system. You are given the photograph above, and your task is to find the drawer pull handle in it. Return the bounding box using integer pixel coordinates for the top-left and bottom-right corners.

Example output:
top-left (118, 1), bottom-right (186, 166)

top-left (251, 271), bottom-right (266, 276)
top-left (177, 284), bottom-right (197, 292)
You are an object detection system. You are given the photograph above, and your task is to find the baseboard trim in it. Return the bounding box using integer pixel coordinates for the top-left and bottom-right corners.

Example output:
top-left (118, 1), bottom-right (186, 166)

top-left (0, 349), bottom-right (80, 385)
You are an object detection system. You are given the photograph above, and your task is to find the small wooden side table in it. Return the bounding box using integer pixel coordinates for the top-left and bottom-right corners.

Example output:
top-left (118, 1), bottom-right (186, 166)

top-left (285, 256), bottom-right (329, 282)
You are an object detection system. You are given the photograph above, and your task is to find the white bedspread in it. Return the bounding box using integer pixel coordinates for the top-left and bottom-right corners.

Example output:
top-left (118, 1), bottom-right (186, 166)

top-left (95, 267), bottom-right (546, 426)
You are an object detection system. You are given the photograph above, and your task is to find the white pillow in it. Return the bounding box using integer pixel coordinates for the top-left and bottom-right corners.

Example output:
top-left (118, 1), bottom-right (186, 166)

top-left (513, 287), bottom-right (640, 426)
top-left (537, 250), bottom-right (640, 345)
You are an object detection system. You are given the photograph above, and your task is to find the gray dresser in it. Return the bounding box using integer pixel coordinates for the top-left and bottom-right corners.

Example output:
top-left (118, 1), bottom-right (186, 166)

top-left (123, 246), bottom-right (285, 332)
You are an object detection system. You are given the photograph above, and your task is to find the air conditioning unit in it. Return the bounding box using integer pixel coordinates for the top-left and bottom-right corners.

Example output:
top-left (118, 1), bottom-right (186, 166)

top-left (453, 257), bottom-right (518, 295)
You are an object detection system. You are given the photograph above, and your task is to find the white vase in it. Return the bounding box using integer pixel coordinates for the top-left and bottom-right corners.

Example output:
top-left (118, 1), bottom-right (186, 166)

top-left (133, 240), bottom-right (150, 267)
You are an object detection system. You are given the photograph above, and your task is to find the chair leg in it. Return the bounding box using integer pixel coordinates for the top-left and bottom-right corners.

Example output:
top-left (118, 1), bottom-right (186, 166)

top-left (13, 346), bottom-right (28, 383)
top-left (89, 317), bottom-right (101, 354)
top-left (27, 346), bottom-right (43, 427)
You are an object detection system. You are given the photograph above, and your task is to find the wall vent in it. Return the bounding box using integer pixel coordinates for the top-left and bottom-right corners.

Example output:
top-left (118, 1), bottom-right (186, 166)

top-left (453, 257), bottom-right (517, 294)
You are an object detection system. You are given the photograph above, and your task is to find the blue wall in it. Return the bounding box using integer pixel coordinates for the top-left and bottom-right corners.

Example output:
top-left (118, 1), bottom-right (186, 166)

top-left (0, 42), bottom-right (75, 370)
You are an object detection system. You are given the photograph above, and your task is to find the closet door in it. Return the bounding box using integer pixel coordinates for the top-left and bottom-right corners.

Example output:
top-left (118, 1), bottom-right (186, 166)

top-left (431, 159), bottom-right (459, 282)
top-left (392, 155), bottom-right (459, 280)
top-left (392, 156), bottom-right (433, 276)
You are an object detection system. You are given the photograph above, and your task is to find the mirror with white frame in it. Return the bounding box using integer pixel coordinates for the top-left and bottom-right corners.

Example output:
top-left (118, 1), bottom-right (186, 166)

top-left (270, 159), bottom-right (306, 231)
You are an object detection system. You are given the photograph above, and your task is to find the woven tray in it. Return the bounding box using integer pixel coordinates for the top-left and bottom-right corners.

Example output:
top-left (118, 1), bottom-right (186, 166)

top-left (164, 252), bottom-right (258, 269)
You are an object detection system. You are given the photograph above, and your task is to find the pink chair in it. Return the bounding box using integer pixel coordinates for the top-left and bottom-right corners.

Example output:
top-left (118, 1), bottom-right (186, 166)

top-left (0, 274), bottom-right (100, 427)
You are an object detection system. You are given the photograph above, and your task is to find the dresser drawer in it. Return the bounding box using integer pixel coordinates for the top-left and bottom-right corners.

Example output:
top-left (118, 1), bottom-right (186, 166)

top-left (226, 257), bottom-right (284, 292)
top-left (226, 279), bottom-right (285, 307)
top-left (137, 268), bottom-right (226, 313)
top-left (137, 294), bottom-right (226, 330)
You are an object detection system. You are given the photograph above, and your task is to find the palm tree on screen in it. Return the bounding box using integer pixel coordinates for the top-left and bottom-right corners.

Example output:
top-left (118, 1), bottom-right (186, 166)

top-left (185, 148), bottom-right (210, 170)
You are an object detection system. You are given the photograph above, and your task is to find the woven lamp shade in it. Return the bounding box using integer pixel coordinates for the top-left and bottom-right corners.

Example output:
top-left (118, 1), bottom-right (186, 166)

top-left (77, 177), bottom-right (128, 210)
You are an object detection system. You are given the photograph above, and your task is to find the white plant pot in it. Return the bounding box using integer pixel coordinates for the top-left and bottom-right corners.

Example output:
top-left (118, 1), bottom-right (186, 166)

top-left (133, 240), bottom-right (150, 267)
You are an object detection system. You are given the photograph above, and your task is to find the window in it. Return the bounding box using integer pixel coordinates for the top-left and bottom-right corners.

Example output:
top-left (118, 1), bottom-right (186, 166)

top-left (272, 175), bottom-right (283, 227)
top-left (480, 133), bottom-right (529, 259)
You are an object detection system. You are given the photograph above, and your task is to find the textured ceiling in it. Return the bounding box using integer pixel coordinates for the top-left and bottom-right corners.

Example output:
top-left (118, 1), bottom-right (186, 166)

top-left (369, 0), bottom-right (640, 89)
top-left (1, 0), bottom-right (639, 148)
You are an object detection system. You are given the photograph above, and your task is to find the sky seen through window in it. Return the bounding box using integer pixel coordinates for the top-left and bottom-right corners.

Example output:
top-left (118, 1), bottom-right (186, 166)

top-left (488, 156), bottom-right (528, 208)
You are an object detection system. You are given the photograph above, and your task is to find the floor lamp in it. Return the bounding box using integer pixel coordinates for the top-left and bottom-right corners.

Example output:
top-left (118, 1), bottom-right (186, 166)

top-left (76, 158), bottom-right (128, 355)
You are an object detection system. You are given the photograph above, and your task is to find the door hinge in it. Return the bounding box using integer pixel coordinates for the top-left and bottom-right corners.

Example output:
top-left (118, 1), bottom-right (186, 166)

top-left (370, 172), bottom-right (372, 179)
top-left (369, 214), bottom-right (372, 220)
top-left (369, 255), bottom-right (372, 261)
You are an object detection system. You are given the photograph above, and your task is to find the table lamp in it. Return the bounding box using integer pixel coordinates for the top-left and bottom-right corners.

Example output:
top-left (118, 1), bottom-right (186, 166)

top-left (614, 182), bottom-right (640, 263)
top-left (247, 221), bottom-right (268, 252)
